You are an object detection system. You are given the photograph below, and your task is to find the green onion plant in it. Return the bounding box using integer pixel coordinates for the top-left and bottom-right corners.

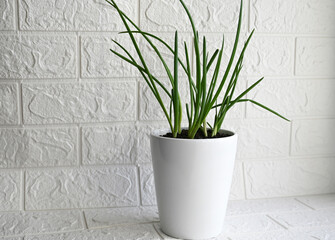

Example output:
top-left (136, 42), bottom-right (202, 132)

top-left (106, 0), bottom-right (289, 139)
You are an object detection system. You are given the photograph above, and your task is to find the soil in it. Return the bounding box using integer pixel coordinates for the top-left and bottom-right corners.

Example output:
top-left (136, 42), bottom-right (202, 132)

top-left (162, 129), bottom-right (233, 139)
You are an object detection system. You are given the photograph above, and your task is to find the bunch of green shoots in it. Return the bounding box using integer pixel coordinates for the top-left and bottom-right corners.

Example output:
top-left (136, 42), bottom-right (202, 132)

top-left (106, 0), bottom-right (288, 139)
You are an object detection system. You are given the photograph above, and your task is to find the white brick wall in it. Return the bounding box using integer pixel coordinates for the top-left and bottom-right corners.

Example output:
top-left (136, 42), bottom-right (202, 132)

top-left (0, 0), bottom-right (334, 212)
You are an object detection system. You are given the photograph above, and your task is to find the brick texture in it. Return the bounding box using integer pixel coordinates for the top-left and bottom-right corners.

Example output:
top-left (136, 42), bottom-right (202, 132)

top-left (19, 0), bottom-right (137, 31)
top-left (0, 83), bottom-right (18, 125)
top-left (22, 82), bottom-right (136, 124)
top-left (0, 0), bottom-right (15, 30)
top-left (0, 35), bottom-right (76, 79)
top-left (25, 166), bottom-right (139, 210)
top-left (0, 210), bottom-right (83, 237)
top-left (250, 0), bottom-right (335, 34)
top-left (0, 127), bottom-right (77, 168)
top-left (0, 170), bottom-right (21, 211)
top-left (0, 0), bottom-right (334, 214)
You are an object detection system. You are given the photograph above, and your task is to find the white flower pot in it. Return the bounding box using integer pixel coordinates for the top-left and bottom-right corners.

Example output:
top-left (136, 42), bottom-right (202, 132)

top-left (151, 129), bottom-right (238, 240)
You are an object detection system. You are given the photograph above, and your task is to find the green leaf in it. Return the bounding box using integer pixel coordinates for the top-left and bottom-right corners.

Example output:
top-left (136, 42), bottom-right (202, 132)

top-left (119, 30), bottom-right (192, 79)
top-left (172, 31), bottom-right (180, 137)
top-left (233, 99), bottom-right (290, 121)
top-left (111, 40), bottom-right (172, 98)
top-left (210, 0), bottom-right (243, 108)
top-left (106, 0), bottom-right (173, 132)
top-left (232, 77), bottom-right (264, 103)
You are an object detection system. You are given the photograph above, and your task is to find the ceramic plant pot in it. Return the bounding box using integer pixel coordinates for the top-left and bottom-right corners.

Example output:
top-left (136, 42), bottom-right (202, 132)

top-left (150, 129), bottom-right (238, 240)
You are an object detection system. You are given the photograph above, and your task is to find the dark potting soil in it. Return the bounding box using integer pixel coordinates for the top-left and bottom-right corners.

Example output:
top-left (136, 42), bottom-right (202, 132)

top-left (162, 129), bottom-right (233, 139)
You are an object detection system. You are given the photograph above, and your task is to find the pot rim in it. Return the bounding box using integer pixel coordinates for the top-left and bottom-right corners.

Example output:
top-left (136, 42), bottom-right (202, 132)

top-left (151, 128), bottom-right (237, 142)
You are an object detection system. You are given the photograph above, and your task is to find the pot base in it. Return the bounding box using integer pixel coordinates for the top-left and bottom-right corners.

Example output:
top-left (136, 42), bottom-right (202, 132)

top-left (151, 129), bottom-right (238, 240)
top-left (160, 225), bottom-right (222, 240)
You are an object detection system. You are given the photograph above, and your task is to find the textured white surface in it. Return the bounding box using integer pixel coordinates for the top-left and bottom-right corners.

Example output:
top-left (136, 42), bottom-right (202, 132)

top-left (269, 209), bottom-right (335, 229)
top-left (226, 198), bottom-right (310, 216)
top-left (244, 36), bottom-right (294, 76)
top-left (0, 128), bottom-right (77, 168)
top-left (0, 170), bottom-right (20, 211)
top-left (19, 0), bottom-right (137, 31)
top-left (84, 206), bottom-right (159, 228)
top-left (296, 194), bottom-right (335, 210)
top-left (25, 166), bottom-right (139, 210)
top-left (140, 0), bottom-right (248, 32)
top-left (139, 79), bottom-right (189, 121)
top-left (295, 226), bottom-right (335, 240)
top-left (247, 79), bottom-right (335, 118)
top-left (223, 214), bottom-right (284, 235)
top-left (0, 35), bottom-right (76, 79)
top-left (82, 125), bottom-right (137, 165)
top-left (0, 195), bottom-right (335, 239)
top-left (139, 164), bottom-right (157, 206)
top-left (0, 83), bottom-right (18, 125)
top-left (81, 34), bottom-right (139, 78)
top-left (244, 158), bottom-right (335, 198)
top-left (0, 0), bottom-right (15, 30)
top-left (0, 0), bottom-right (334, 217)
top-left (291, 119), bottom-right (335, 157)
top-left (229, 163), bottom-right (245, 200)
top-left (136, 122), bottom-right (170, 163)
top-left (296, 38), bottom-right (335, 76)
top-left (250, 0), bottom-right (335, 34)
top-left (225, 119), bottom-right (290, 159)
top-left (0, 210), bottom-right (83, 237)
top-left (227, 230), bottom-right (317, 240)
top-left (139, 33), bottom-right (190, 78)
top-left (22, 82), bottom-right (136, 124)
top-left (0, 237), bottom-right (23, 240)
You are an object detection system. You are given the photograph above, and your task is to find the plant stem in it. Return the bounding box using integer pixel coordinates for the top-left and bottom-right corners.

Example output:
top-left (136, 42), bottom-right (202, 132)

top-left (202, 118), bottom-right (207, 137)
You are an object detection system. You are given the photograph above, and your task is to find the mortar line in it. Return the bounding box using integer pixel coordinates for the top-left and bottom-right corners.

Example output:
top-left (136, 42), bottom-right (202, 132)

top-left (0, 120), bottom-right (137, 128)
top-left (10, 156), bottom-right (333, 172)
top-left (8, 193), bottom-right (326, 213)
top-left (1, 29), bottom-right (335, 37)
top-left (294, 198), bottom-right (315, 210)
top-left (14, 0), bottom-right (20, 31)
top-left (293, 37), bottom-right (298, 76)
top-left (78, 125), bottom-right (83, 166)
top-left (1, 117), bottom-right (334, 129)
top-left (16, 0), bottom-right (24, 129)
top-left (7, 163), bottom-right (139, 172)
top-left (21, 170), bottom-right (25, 211)
top-left (22, 204), bottom-right (155, 213)
top-left (136, 80), bottom-right (140, 121)
top-left (241, 162), bottom-right (248, 199)
top-left (266, 214), bottom-right (288, 230)
top-left (0, 78), bottom-right (77, 81)
top-left (243, 80), bottom-right (248, 119)
top-left (0, 30), bottom-right (16, 34)
top-left (22, 229), bottom-right (90, 238)
top-left (247, 0), bottom-right (251, 32)
top-left (136, 165), bottom-right (143, 206)
top-left (15, 81), bottom-right (22, 125)
top-left (81, 210), bottom-right (89, 229)
top-left (288, 119), bottom-right (294, 156)
top-left (238, 154), bottom-right (335, 161)
top-left (1, 74), bottom-right (335, 82)
top-left (5, 79), bottom-right (137, 84)
top-left (137, 0), bottom-right (141, 27)
top-left (243, 101), bottom-right (248, 119)
top-left (237, 76), bottom-right (335, 80)
top-left (77, 32), bottom-right (81, 82)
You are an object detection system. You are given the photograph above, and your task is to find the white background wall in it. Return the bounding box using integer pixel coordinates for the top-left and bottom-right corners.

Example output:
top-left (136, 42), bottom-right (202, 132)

top-left (0, 0), bottom-right (335, 211)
